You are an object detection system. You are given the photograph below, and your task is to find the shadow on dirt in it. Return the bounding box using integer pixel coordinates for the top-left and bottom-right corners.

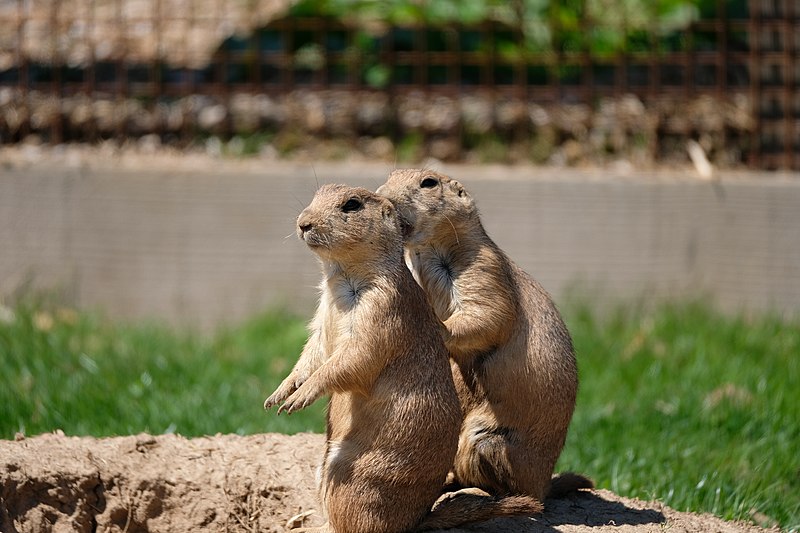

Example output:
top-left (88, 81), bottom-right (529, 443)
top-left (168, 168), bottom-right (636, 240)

top-left (448, 491), bottom-right (666, 532)
top-left (541, 491), bottom-right (666, 527)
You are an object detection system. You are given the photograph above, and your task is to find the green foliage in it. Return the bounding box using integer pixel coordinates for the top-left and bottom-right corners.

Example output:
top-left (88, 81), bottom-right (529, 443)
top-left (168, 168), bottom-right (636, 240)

top-left (1, 299), bottom-right (797, 529)
top-left (363, 63), bottom-right (390, 88)
top-left (395, 130), bottom-right (424, 162)
top-left (288, 0), bottom-right (704, 55)
top-left (465, 132), bottom-right (510, 163)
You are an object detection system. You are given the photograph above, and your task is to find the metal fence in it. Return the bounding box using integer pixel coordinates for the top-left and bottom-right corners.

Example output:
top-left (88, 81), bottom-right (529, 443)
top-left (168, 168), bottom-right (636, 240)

top-left (0, 0), bottom-right (798, 169)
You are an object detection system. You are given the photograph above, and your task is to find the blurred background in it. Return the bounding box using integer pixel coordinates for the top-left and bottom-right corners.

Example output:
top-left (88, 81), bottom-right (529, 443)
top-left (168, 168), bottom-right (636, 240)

top-left (1, 0), bottom-right (799, 325)
top-left (0, 0), bottom-right (798, 168)
top-left (0, 0), bottom-right (798, 529)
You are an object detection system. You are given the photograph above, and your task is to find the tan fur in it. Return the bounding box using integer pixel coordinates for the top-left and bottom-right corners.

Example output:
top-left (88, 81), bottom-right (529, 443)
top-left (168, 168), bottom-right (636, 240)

top-left (377, 170), bottom-right (592, 502)
top-left (419, 488), bottom-right (542, 530)
top-left (264, 184), bottom-right (541, 533)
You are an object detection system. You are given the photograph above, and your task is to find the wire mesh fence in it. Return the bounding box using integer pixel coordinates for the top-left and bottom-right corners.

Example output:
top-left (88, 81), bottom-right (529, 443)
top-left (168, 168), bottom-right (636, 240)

top-left (0, 0), bottom-right (797, 169)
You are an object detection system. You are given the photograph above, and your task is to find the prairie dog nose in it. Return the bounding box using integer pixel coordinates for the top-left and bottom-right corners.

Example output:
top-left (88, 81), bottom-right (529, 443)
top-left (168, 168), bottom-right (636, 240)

top-left (375, 184), bottom-right (397, 201)
top-left (297, 212), bottom-right (315, 235)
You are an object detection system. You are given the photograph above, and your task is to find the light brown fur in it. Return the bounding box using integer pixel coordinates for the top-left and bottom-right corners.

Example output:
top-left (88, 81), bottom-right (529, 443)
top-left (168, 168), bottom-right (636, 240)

top-left (264, 184), bottom-right (542, 533)
top-left (377, 170), bottom-right (593, 502)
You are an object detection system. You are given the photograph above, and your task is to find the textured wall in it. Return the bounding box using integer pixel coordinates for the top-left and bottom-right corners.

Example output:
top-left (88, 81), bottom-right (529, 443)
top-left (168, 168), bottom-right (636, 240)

top-left (2, 160), bottom-right (798, 327)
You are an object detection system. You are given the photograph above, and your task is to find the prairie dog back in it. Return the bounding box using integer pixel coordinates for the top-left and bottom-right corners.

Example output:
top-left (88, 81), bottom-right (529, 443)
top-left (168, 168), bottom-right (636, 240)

top-left (377, 170), bottom-right (590, 502)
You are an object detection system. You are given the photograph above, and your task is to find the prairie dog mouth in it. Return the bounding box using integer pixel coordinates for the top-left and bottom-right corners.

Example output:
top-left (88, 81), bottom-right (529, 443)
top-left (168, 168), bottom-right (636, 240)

top-left (300, 229), bottom-right (325, 248)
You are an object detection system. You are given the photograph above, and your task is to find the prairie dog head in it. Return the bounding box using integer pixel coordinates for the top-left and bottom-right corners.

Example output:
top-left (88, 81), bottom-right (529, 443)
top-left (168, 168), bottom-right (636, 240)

top-left (297, 184), bottom-right (402, 265)
top-left (376, 169), bottom-right (477, 246)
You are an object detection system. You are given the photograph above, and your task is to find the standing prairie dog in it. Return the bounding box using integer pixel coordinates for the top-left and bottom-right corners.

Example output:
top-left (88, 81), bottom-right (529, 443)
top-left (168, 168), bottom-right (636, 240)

top-left (263, 184), bottom-right (542, 533)
top-left (377, 170), bottom-right (592, 502)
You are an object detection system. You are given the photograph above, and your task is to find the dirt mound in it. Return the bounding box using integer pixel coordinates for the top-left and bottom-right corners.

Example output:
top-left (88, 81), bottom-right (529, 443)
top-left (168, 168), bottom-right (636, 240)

top-left (0, 432), bottom-right (771, 533)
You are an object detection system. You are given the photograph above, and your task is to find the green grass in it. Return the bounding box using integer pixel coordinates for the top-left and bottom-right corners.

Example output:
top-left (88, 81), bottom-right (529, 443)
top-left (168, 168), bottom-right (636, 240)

top-left (0, 300), bottom-right (798, 529)
top-left (559, 301), bottom-right (800, 531)
top-left (0, 303), bottom-right (326, 437)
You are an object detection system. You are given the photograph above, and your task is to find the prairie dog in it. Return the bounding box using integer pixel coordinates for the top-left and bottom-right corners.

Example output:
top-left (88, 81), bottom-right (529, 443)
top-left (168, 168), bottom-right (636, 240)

top-left (377, 170), bottom-right (592, 501)
top-left (264, 184), bottom-right (542, 533)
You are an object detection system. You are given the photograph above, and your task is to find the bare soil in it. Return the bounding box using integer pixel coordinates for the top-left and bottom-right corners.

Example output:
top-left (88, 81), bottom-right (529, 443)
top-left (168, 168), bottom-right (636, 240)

top-left (0, 432), bottom-right (773, 533)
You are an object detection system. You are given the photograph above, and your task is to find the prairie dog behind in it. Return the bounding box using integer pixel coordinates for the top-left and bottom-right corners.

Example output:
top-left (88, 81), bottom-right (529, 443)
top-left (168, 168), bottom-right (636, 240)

top-left (377, 169), bottom-right (592, 502)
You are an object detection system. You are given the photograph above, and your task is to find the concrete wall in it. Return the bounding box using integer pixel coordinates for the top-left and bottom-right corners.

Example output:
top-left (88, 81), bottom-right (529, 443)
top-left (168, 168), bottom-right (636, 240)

top-left (2, 159), bottom-right (798, 328)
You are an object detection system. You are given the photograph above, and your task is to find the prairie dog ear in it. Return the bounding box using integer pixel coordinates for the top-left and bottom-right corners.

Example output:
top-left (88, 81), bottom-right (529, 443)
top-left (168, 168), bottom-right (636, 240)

top-left (448, 179), bottom-right (470, 200)
top-left (380, 198), bottom-right (405, 235)
top-left (380, 198), bottom-right (395, 220)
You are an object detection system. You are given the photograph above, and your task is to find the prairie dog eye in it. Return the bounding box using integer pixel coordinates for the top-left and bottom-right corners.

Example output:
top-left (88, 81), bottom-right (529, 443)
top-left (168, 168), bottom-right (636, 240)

top-left (341, 197), bottom-right (363, 213)
top-left (420, 177), bottom-right (439, 188)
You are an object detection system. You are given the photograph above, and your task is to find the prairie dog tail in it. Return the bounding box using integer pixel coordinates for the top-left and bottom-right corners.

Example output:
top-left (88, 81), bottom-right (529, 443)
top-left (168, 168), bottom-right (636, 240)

top-left (546, 472), bottom-right (594, 499)
top-left (418, 488), bottom-right (542, 531)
